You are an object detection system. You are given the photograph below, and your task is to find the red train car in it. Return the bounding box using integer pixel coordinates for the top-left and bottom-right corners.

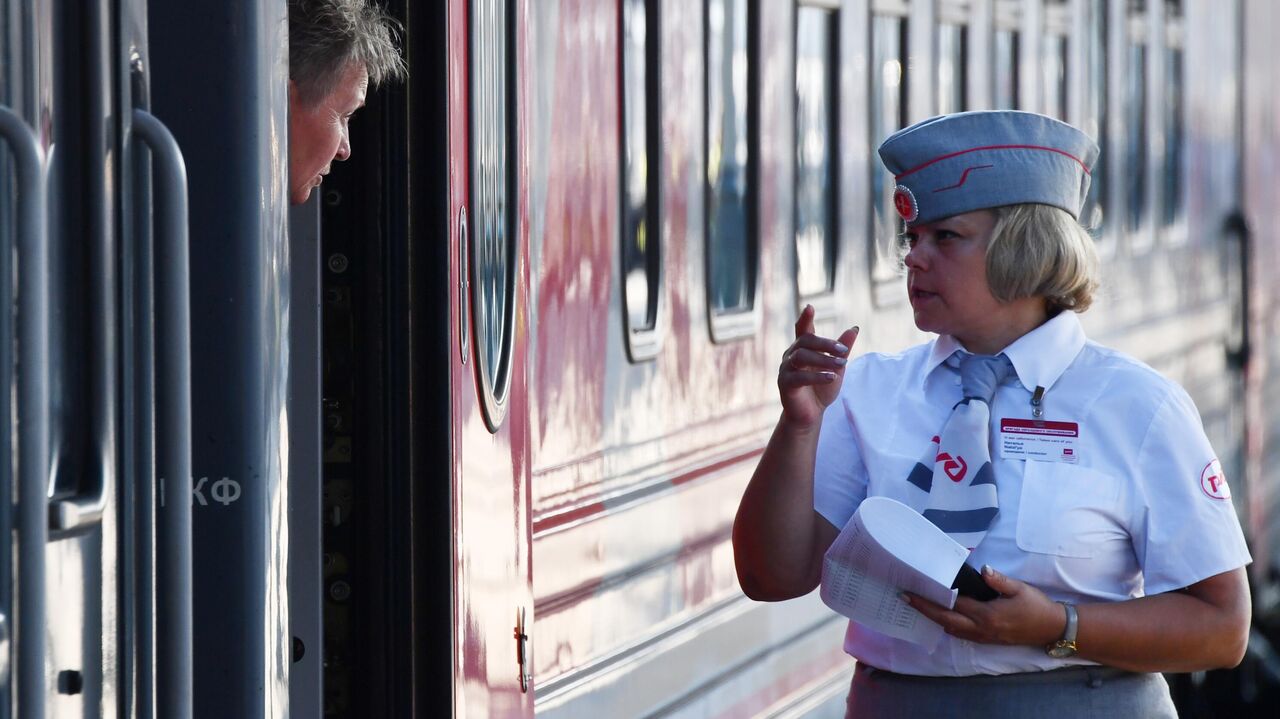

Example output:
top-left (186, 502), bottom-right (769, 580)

top-left (427, 0), bottom-right (1280, 716)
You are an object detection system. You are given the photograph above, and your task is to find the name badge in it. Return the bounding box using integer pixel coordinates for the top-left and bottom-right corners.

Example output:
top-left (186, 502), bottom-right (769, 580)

top-left (999, 418), bottom-right (1079, 463)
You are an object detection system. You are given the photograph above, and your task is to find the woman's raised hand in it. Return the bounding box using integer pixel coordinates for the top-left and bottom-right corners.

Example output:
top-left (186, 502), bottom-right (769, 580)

top-left (778, 305), bottom-right (859, 429)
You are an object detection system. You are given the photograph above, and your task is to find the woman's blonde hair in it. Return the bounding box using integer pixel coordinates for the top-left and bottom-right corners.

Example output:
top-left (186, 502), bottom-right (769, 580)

top-left (985, 203), bottom-right (1099, 314)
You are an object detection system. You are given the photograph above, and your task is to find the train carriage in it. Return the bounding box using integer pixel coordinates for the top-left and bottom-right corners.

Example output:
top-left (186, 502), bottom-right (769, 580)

top-left (1, 0), bottom-right (1278, 717)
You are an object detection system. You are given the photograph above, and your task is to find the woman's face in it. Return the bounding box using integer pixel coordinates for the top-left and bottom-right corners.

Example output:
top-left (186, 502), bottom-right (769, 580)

top-left (903, 209), bottom-right (1029, 351)
top-left (288, 63), bottom-right (369, 205)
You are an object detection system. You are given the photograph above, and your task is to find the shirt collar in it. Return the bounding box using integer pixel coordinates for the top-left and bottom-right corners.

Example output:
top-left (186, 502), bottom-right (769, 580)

top-left (923, 332), bottom-right (964, 386)
top-left (920, 311), bottom-right (1087, 393)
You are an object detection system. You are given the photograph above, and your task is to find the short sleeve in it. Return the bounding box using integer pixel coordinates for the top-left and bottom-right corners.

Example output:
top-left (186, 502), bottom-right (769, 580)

top-left (1131, 386), bottom-right (1251, 595)
top-left (814, 386), bottom-right (870, 531)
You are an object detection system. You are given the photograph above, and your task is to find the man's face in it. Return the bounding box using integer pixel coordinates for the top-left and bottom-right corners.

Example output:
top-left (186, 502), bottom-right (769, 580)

top-left (288, 63), bottom-right (369, 205)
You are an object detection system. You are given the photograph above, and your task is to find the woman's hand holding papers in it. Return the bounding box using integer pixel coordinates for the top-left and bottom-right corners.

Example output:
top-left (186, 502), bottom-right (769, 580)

top-left (903, 565), bottom-right (1065, 647)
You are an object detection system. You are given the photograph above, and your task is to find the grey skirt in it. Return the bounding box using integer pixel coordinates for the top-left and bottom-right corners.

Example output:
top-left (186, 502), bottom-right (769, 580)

top-left (846, 663), bottom-right (1178, 719)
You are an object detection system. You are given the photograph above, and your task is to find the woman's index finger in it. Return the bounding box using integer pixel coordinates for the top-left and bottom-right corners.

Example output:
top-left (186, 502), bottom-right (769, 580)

top-left (794, 304), bottom-right (815, 339)
top-left (837, 326), bottom-right (860, 354)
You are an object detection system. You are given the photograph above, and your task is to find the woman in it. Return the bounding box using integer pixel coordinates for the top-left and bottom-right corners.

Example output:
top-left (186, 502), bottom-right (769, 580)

top-left (732, 111), bottom-right (1251, 717)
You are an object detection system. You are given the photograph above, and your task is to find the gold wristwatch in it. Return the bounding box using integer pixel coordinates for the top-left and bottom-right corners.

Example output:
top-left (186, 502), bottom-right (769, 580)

top-left (1045, 601), bottom-right (1078, 658)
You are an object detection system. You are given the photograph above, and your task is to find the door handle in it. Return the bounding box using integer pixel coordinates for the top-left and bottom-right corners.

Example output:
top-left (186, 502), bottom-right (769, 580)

top-left (131, 108), bottom-right (194, 719)
top-left (1222, 209), bottom-right (1251, 370)
top-left (1, 104), bottom-right (51, 719)
top-left (44, 131), bottom-right (106, 532)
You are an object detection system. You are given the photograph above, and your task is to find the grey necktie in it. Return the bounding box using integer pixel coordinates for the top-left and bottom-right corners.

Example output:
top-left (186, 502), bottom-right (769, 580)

top-left (905, 353), bottom-right (1016, 549)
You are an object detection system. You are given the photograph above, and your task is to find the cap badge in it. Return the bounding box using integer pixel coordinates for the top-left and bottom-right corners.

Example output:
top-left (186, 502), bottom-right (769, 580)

top-left (893, 185), bottom-right (918, 222)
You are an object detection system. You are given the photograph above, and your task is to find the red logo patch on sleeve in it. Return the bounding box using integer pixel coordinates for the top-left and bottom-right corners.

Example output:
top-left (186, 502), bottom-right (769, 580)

top-left (1200, 459), bottom-right (1230, 500)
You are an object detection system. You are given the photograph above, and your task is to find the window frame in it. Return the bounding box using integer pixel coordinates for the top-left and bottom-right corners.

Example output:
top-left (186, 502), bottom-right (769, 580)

top-left (936, 19), bottom-right (968, 116)
top-left (1078, 0), bottom-right (1112, 251)
top-left (704, 0), bottom-right (761, 343)
top-left (1159, 1), bottom-right (1187, 242)
top-left (793, 0), bottom-right (841, 312)
top-left (468, 0), bottom-right (518, 432)
top-left (992, 0), bottom-right (1021, 111)
top-left (936, 0), bottom-right (970, 117)
top-left (619, 0), bottom-right (665, 361)
top-left (1123, 0), bottom-right (1153, 253)
top-left (1041, 1), bottom-right (1070, 121)
top-left (867, 3), bottom-right (910, 307)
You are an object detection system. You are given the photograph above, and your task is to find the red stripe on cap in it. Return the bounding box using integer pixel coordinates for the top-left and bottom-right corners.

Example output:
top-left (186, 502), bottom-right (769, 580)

top-left (895, 144), bottom-right (1092, 180)
top-left (932, 164), bottom-right (994, 192)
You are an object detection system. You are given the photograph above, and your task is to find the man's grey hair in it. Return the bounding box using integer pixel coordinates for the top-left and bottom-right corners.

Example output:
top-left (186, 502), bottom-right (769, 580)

top-left (289, 0), bottom-right (407, 106)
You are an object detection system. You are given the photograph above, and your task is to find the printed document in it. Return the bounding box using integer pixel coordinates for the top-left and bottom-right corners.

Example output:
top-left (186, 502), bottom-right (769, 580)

top-left (819, 496), bottom-right (970, 649)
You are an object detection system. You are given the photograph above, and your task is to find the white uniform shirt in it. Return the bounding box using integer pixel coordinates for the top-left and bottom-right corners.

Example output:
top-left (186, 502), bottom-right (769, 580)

top-left (814, 311), bottom-right (1251, 676)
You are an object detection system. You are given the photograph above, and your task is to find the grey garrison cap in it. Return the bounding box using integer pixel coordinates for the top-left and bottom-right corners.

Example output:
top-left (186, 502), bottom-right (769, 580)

top-left (877, 111), bottom-right (1100, 227)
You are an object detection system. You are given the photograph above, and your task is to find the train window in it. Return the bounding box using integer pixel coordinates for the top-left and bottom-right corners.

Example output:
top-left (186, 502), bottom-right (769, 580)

top-left (1080, 0), bottom-right (1108, 237)
top-left (869, 7), bottom-right (908, 291)
top-left (621, 0), bottom-right (662, 360)
top-left (1042, 2), bottom-right (1069, 120)
top-left (992, 0), bottom-right (1020, 110)
top-left (993, 29), bottom-right (1019, 110)
top-left (1042, 22), bottom-right (1068, 118)
top-left (795, 2), bottom-right (838, 298)
top-left (706, 0), bottom-right (757, 339)
top-left (1040, 36), bottom-right (1064, 119)
top-left (470, 0), bottom-right (516, 430)
top-left (1123, 2), bottom-right (1147, 241)
top-left (1162, 2), bottom-right (1184, 229)
top-left (937, 21), bottom-right (967, 115)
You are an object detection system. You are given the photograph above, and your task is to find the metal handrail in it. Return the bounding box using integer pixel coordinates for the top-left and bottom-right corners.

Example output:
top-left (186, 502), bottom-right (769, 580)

top-left (132, 109), bottom-right (193, 719)
top-left (1, 104), bottom-right (50, 719)
top-left (44, 141), bottom-right (105, 533)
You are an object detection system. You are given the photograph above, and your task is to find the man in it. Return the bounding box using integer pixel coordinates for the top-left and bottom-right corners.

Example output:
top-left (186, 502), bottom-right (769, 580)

top-left (288, 0), bottom-right (406, 205)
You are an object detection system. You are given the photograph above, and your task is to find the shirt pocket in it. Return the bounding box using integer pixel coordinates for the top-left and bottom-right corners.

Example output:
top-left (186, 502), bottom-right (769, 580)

top-left (1015, 461), bottom-right (1124, 558)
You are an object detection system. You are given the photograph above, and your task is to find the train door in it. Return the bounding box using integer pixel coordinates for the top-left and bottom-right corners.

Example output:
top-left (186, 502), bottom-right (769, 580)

top-left (146, 1), bottom-right (288, 717)
top-left (2, 0), bottom-right (196, 715)
top-left (309, 1), bottom-right (530, 715)
top-left (7, 1), bottom-right (124, 712)
top-left (446, 0), bottom-right (535, 714)
top-left (0, 3), bottom-right (61, 714)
